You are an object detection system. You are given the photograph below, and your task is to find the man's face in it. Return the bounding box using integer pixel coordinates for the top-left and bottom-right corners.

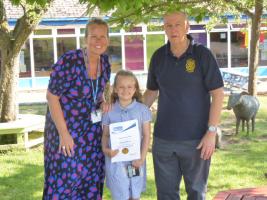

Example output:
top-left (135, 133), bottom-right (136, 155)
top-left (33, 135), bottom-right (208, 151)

top-left (163, 12), bottom-right (189, 45)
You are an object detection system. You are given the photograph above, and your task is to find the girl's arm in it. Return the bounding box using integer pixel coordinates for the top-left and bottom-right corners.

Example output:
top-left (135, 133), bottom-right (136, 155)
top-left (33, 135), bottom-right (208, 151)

top-left (132, 121), bottom-right (151, 168)
top-left (101, 82), bottom-right (112, 113)
top-left (102, 125), bottom-right (119, 157)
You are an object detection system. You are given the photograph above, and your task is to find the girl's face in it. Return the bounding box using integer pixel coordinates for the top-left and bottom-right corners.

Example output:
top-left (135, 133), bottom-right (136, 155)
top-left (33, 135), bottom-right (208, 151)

top-left (114, 76), bottom-right (136, 102)
top-left (85, 24), bottom-right (109, 57)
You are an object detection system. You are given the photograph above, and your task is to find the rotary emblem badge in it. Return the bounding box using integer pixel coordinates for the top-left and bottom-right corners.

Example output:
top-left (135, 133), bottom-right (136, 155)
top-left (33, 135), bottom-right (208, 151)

top-left (185, 58), bottom-right (196, 73)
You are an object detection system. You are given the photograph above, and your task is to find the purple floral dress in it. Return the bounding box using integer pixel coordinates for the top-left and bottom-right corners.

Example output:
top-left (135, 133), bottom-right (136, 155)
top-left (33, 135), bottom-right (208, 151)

top-left (43, 49), bottom-right (110, 200)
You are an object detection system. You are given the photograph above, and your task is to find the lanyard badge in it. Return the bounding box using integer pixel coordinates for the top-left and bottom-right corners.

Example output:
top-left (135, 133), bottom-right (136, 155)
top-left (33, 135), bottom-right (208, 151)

top-left (83, 48), bottom-right (103, 123)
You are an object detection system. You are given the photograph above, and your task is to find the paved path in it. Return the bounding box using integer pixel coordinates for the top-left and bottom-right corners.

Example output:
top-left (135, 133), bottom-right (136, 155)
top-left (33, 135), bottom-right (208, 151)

top-left (18, 89), bottom-right (47, 104)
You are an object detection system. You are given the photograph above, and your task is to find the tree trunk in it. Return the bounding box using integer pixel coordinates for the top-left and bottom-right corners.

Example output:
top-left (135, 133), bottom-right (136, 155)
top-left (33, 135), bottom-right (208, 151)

top-left (0, 1), bottom-right (53, 123)
top-left (248, 0), bottom-right (263, 96)
top-left (0, 48), bottom-right (19, 122)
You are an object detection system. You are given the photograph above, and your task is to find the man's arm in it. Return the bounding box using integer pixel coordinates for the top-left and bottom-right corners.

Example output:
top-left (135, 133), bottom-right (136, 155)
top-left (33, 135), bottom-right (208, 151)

top-left (197, 87), bottom-right (224, 160)
top-left (143, 89), bottom-right (159, 108)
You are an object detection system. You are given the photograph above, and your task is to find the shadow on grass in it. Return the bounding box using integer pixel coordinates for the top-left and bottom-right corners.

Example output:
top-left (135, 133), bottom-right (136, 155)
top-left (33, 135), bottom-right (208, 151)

top-left (0, 152), bottom-right (44, 200)
top-left (209, 140), bottom-right (267, 198)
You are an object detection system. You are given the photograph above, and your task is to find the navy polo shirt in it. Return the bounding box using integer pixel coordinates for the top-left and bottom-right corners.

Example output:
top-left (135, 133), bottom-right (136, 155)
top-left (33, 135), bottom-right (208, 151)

top-left (147, 35), bottom-right (224, 141)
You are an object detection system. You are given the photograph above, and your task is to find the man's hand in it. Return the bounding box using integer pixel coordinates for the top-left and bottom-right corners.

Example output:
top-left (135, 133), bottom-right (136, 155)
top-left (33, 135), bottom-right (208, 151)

top-left (196, 131), bottom-right (216, 160)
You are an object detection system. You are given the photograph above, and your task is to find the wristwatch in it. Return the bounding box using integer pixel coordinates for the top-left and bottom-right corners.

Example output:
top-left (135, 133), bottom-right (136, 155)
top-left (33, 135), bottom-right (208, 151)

top-left (208, 125), bottom-right (217, 133)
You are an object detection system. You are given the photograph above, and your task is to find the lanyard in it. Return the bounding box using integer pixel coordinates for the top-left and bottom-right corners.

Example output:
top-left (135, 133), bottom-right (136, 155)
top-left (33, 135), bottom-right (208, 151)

top-left (83, 48), bottom-right (101, 109)
top-left (90, 78), bottom-right (99, 108)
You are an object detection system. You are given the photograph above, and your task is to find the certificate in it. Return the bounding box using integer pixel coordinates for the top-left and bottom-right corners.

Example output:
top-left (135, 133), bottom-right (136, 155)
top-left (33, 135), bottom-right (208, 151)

top-left (109, 119), bottom-right (140, 163)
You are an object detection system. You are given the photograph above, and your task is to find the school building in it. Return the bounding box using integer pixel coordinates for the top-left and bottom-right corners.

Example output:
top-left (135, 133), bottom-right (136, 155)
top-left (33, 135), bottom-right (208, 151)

top-left (4, 0), bottom-right (267, 90)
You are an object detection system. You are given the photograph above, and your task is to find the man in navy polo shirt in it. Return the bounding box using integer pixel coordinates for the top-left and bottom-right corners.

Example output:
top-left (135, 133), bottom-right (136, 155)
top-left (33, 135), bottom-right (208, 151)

top-left (144, 12), bottom-right (224, 200)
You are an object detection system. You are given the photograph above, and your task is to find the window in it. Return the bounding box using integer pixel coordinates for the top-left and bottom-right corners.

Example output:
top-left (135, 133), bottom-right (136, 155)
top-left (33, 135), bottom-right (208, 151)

top-left (259, 31), bottom-right (267, 66)
top-left (210, 32), bottom-right (228, 68)
top-left (33, 38), bottom-right (54, 77)
top-left (107, 36), bottom-right (122, 73)
top-left (57, 37), bottom-right (76, 59)
top-left (147, 25), bottom-right (163, 32)
top-left (146, 34), bottom-right (165, 67)
top-left (190, 33), bottom-right (207, 46)
top-left (231, 31), bottom-right (248, 67)
top-left (34, 29), bottom-right (52, 35)
top-left (57, 29), bottom-right (75, 35)
top-left (19, 40), bottom-right (31, 77)
top-left (125, 35), bottom-right (144, 71)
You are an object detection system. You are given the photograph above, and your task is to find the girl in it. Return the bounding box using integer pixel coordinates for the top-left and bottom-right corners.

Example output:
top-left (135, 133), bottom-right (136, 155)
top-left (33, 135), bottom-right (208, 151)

top-left (102, 70), bottom-right (151, 200)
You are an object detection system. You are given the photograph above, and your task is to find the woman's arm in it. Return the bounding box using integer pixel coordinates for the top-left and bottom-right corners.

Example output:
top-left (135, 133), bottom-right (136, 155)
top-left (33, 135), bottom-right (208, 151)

top-left (132, 121), bottom-right (151, 168)
top-left (46, 90), bottom-right (74, 157)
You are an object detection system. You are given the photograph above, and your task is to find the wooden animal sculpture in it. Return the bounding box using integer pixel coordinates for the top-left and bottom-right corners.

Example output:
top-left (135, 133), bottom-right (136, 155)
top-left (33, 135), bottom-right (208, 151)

top-left (227, 92), bottom-right (260, 135)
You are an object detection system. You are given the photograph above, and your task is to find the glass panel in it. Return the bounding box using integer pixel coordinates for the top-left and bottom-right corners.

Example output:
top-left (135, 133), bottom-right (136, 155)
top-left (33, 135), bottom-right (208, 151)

top-left (109, 27), bottom-right (120, 33)
top-left (125, 35), bottom-right (144, 71)
top-left (107, 36), bottom-right (122, 73)
top-left (232, 24), bottom-right (247, 29)
top-left (231, 31), bottom-right (248, 67)
top-left (57, 29), bottom-right (75, 35)
top-left (33, 38), bottom-right (54, 77)
top-left (80, 37), bottom-right (85, 48)
top-left (210, 32), bottom-right (228, 68)
top-left (259, 31), bottom-right (267, 66)
top-left (57, 37), bottom-right (76, 59)
top-left (129, 27), bottom-right (142, 32)
top-left (80, 28), bottom-right (86, 35)
top-left (146, 34), bottom-right (165, 67)
top-left (19, 40), bottom-right (31, 77)
top-left (214, 24), bottom-right (228, 29)
top-left (147, 25), bottom-right (163, 32)
top-left (190, 25), bottom-right (205, 30)
top-left (190, 33), bottom-right (207, 46)
top-left (34, 29), bottom-right (52, 35)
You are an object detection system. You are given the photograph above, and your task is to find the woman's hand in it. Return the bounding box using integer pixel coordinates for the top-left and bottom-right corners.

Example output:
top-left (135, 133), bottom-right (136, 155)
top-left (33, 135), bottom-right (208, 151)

top-left (132, 158), bottom-right (145, 168)
top-left (58, 132), bottom-right (75, 157)
top-left (100, 101), bottom-right (112, 113)
top-left (103, 148), bottom-right (119, 158)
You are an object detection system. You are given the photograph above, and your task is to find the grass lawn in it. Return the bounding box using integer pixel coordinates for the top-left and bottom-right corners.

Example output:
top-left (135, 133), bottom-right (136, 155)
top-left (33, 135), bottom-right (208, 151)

top-left (0, 96), bottom-right (266, 200)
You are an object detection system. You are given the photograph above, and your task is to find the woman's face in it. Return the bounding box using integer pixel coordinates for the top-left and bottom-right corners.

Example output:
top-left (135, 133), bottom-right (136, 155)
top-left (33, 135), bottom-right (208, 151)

top-left (86, 24), bottom-right (109, 56)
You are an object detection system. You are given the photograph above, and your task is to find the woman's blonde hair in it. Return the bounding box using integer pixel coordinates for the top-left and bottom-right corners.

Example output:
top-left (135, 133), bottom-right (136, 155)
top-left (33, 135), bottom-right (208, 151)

top-left (111, 70), bottom-right (143, 104)
top-left (85, 18), bottom-right (109, 38)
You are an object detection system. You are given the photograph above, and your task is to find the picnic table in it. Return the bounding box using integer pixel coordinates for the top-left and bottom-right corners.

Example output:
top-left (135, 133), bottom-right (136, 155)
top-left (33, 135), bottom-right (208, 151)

top-left (0, 114), bottom-right (45, 150)
top-left (213, 186), bottom-right (267, 200)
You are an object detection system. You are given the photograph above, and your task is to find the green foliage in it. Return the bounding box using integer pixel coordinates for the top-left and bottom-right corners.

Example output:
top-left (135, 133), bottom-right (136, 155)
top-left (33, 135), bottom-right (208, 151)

top-left (78, 0), bottom-right (267, 31)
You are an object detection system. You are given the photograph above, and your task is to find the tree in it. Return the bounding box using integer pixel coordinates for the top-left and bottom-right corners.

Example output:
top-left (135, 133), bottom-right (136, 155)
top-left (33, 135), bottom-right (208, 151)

top-left (0, 0), bottom-right (53, 122)
top-left (83, 0), bottom-right (266, 96)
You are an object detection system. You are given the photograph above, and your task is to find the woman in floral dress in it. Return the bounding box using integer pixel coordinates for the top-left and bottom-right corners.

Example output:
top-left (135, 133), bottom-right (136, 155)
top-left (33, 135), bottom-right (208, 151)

top-left (43, 19), bottom-right (110, 200)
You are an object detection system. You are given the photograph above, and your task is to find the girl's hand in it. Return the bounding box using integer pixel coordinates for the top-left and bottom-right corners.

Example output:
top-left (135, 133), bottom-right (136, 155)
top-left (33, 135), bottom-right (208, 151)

top-left (103, 148), bottom-right (119, 158)
top-left (58, 132), bottom-right (75, 157)
top-left (132, 159), bottom-right (144, 168)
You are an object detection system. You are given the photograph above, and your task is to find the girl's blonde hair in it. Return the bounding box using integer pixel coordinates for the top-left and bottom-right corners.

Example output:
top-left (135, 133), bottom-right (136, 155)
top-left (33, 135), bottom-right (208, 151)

top-left (111, 70), bottom-right (143, 104)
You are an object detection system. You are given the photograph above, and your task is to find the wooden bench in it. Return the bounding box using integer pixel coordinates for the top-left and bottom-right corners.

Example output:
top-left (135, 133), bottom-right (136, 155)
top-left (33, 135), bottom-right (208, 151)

top-left (0, 114), bottom-right (45, 150)
top-left (213, 186), bottom-right (267, 200)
